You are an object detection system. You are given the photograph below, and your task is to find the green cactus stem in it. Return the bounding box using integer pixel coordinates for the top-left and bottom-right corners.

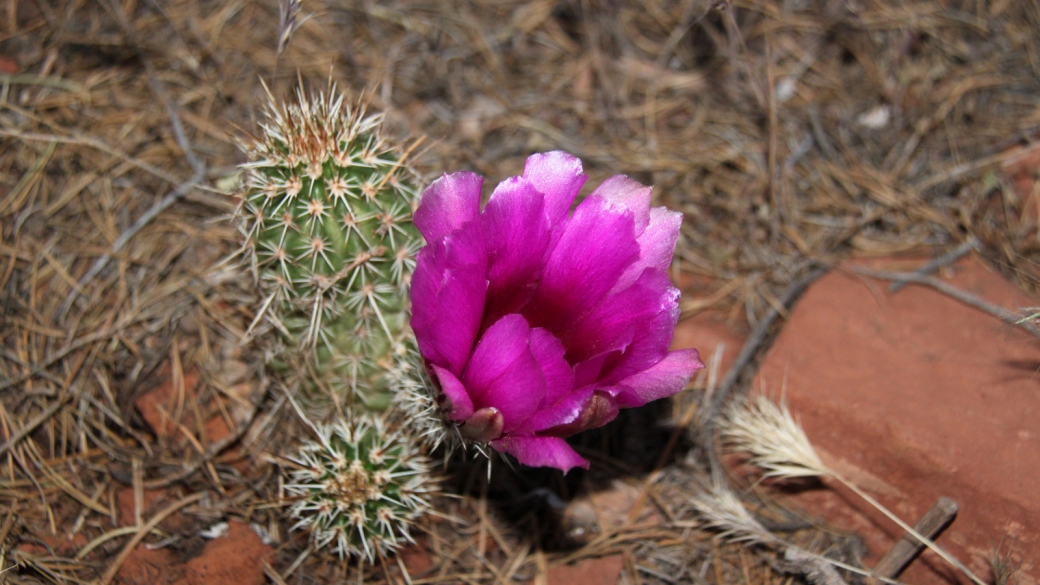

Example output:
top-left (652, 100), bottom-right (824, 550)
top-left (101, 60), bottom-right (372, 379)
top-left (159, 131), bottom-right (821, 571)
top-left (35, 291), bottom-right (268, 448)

top-left (237, 85), bottom-right (424, 407)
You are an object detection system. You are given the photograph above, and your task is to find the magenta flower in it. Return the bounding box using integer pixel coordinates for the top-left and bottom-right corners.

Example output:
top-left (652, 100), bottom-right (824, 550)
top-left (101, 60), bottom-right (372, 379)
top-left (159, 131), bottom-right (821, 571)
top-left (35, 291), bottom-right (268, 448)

top-left (410, 151), bottom-right (703, 472)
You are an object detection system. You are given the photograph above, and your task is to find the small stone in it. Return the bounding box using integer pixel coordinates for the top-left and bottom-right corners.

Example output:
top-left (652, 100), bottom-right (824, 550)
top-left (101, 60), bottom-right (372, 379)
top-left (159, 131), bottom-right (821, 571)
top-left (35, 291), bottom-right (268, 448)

top-left (135, 368), bottom-right (202, 438)
top-left (400, 542), bottom-right (433, 575)
top-left (173, 520), bottom-right (273, 585)
top-left (545, 555), bottom-right (623, 585)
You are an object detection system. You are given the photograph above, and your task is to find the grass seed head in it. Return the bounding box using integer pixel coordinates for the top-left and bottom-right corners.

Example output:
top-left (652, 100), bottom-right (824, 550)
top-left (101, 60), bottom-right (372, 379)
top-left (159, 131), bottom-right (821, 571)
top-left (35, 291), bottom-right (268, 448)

top-left (721, 394), bottom-right (830, 480)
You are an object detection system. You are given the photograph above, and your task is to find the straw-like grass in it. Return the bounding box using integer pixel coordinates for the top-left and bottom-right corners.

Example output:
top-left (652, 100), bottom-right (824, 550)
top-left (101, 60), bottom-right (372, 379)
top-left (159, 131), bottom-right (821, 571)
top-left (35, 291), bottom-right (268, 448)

top-left (722, 394), bottom-right (988, 585)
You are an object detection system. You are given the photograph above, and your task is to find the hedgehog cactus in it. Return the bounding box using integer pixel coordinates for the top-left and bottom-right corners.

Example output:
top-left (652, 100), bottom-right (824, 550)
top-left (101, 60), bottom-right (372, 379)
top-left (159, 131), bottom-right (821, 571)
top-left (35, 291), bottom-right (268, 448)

top-left (286, 415), bottom-right (434, 560)
top-left (237, 85), bottom-right (424, 407)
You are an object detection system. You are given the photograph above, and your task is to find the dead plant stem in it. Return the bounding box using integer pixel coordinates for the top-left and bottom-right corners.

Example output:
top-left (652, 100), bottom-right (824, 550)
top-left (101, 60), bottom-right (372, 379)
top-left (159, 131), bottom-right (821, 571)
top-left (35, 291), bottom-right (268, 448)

top-left (849, 266), bottom-right (1040, 339)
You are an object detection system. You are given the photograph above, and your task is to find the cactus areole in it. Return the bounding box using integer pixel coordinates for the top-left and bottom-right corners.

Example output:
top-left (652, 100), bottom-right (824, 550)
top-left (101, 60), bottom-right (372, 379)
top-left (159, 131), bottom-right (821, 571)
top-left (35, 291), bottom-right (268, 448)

top-left (238, 87), bottom-right (424, 407)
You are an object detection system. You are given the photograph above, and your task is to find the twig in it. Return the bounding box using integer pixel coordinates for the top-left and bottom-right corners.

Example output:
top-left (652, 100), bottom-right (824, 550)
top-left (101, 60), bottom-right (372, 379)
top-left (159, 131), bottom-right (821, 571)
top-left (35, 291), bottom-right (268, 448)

top-left (849, 266), bottom-right (1040, 339)
top-left (888, 237), bottom-right (978, 293)
top-left (0, 394), bottom-right (70, 457)
top-left (98, 492), bottom-right (206, 585)
top-left (70, 0), bottom-right (208, 301)
top-left (0, 129), bottom-right (184, 187)
top-left (0, 73), bottom-right (82, 92)
top-left (142, 408), bottom-right (257, 489)
top-left (0, 325), bottom-right (122, 392)
top-left (262, 559), bottom-right (290, 585)
top-left (833, 476), bottom-right (985, 585)
top-left (868, 497), bottom-right (959, 584)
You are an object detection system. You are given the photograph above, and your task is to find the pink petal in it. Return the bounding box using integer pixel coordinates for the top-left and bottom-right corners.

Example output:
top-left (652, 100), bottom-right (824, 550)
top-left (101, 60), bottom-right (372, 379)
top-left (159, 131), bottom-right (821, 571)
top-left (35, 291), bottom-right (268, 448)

top-left (524, 196), bottom-right (640, 333)
top-left (410, 223), bottom-right (488, 376)
top-left (429, 365), bottom-right (474, 422)
top-left (490, 436), bottom-right (590, 473)
top-left (558, 268), bottom-right (673, 363)
top-left (573, 354), bottom-right (609, 389)
top-left (481, 177), bottom-right (553, 323)
top-left (528, 328), bottom-right (574, 409)
top-left (414, 172), bottom-right (484, 242)
top-left (589, 175), bottom-right (652, 235)
top-left (611, 207), bottom-right (682, 294)
top-left (462, 315), bottom-right (546, 433)
top-left (598, 283), bottom-right (682, 385)
top-left (608, 349), bottom-right (703, 408)
top-left (512, 386), bottom-right (594, 435)
top-left (522, 151), bottom-right (587, 223)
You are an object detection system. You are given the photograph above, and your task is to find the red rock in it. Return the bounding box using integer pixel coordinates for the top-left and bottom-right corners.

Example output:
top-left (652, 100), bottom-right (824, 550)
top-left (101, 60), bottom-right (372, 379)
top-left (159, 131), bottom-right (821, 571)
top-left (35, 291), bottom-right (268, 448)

top-left (400, 542), bottom-right (433, 575)
top-left (118, 545), bottom-right (180, 585)
top-left (16, 531), bottom-right (87, 557)
top-left (174, 521), bottom-right (273, 585)
top-left (546, 555), bottom-right (623, 585)
top-left (115, 487), bottom-right (193, 533)
top-left (135, 367), bottom-right (257, 451)
top-left (754, 257), bottom-right (1039, 585)
top-left (135, 368), bottom-right (202, 439)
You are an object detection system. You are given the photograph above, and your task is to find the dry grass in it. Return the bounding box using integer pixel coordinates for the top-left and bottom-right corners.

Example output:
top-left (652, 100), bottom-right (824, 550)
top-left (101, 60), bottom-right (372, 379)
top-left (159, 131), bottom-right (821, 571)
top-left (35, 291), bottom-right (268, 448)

top-left (1, 0), bottom-right (1038, 583)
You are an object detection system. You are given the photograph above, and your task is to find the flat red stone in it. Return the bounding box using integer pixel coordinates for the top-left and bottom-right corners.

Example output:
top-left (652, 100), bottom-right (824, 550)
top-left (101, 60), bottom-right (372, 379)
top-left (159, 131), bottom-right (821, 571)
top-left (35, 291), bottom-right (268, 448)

top-left (754, 257), bottom-right (1039, 584)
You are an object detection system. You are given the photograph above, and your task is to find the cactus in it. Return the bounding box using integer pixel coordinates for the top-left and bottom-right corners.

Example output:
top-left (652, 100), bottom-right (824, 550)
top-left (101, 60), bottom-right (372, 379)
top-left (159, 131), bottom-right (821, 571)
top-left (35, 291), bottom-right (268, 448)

top-left (237, 85), bottom-right (424, 408)
top-left (388, 340), bottom-right (458, 452)
top-left (286, 415), bottom-right (434, 560)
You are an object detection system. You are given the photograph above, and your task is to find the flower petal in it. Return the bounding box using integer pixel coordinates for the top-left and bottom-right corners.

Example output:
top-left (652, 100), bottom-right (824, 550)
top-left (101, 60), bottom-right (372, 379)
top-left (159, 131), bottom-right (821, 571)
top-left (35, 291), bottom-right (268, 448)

top-left (410, 222), bottom-right (488, 376)
top-left (513, 386), bottom-right (593, 435)
top-left (524, 196), bottom-right (640, 332)
top-left (462, 315), bottom-right (546, 433)
top-left (598, 280), bottom-right (682, 385)
top-left (558, 268), bottom-right (673, 363)
top-left (611, 207), bottom-right (682, 294)
top-left (481, 177), bottom-right (553, 322)
top-left (589, 175), bottom-right (652, 235)
top-left (608, 349), bottom-right (704, 408)
top-left (528, 328), bottom-right (574, 409)
top-left (414, 171), bottom-right (484, 242)
top-left (429, 365), bottom-right (473, 422)
top-left (490, 435), bottom-right (590, 473)
top-left (522, 151), bottom-right (587, 223)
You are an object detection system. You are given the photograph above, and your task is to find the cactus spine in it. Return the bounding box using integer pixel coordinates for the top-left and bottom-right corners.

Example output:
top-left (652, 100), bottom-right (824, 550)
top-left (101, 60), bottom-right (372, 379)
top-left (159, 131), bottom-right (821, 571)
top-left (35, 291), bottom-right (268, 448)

top-left (237, 85), bottom-right (424, 409)
top-left (286, 415), bottom-right (434, 560)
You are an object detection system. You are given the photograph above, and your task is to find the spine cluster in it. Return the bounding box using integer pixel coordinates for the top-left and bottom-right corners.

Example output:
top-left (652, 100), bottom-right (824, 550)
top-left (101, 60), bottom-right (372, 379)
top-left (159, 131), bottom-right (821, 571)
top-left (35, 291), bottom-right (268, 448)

top-left (286, 416), bottom-right (433, 560)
